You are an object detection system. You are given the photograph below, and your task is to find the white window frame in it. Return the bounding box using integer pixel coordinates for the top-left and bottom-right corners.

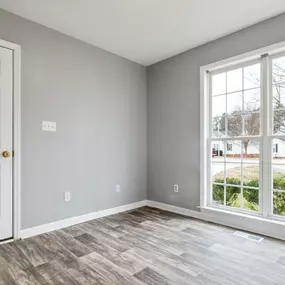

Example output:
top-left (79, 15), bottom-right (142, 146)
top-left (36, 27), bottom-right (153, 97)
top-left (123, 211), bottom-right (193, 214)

top-left (200, 40), bottom-right (285, 221)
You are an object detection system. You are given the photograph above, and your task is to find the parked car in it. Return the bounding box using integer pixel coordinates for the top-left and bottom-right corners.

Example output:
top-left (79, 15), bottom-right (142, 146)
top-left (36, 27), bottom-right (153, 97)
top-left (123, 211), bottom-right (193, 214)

top-left (212, 149), bottom-right (223, 157)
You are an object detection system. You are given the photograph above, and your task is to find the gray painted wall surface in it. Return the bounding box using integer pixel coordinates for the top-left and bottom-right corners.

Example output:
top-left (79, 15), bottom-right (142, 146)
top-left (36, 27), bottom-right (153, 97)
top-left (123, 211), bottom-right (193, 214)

top-left (0, 9), bottom-right (147, 229)
top-left (1, 8), bottom-right (284, 230)
top-left (147, 13), bottom-right (285, 210)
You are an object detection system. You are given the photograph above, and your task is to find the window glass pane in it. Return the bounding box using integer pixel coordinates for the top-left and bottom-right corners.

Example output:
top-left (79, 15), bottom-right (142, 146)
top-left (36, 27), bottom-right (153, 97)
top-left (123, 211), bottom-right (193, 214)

top-left (244, 112), bottom-right (260, 136)
top-left (211, 141), bottom-right (224, 160)
top-left (272, 56), bottom-right (285, 84)
top-left (273, 191), bottom-right (285, 216)
top-left (227, 68), bottom-right (242, 93)
top-left (227, 92), bottom-right (242, 114)
top-left (212, 73), bottom-right (226, 95)
top-left (243, 189), bottom-right (259, 211)
top-left (226, 186), bottom-right (241, 208)
top-left (273, 83), bottom-right (285, 110)
top-left (212, 117), bottom-right (225, 138)
top-left (243, 164), bottom-right (259, 187)
top-left (273, 165), bottom-right (285, 203)
top-left (242, 139), bottom-right (259, 161)
top-left (273, 110), bottom-right (285, 135)
top-left (272, 138), bottom-right (285, 161)
top-left (226, 164), bottom-right (241, 185)
top-left (244, 88), bottom-right (260, 112)
top-left (227, 143), bottom-right (233, 151)
top-left (212, 95), bottom-right (226, 117)
top-left (225, 140), bottom-right (241, 162)
top-left (211, 163), bottom-right (225, 184)
top-left (227, 115), bottom-right (242, 137)
top-left (244, 64), bottom-right (260, 90)
top-left (212, 184), bottom-right (224, 206)
top-left (273, 166), bottom-right (285, 191)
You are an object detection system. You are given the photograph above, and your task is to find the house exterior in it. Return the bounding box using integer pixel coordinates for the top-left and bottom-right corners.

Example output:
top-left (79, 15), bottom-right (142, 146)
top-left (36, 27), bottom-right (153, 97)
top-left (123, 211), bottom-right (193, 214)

top-left (212, 131), bottom-right (285, 158)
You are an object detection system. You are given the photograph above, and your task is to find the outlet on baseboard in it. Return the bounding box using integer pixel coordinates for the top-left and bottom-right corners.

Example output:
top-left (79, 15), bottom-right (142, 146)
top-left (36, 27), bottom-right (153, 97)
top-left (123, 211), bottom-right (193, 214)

top-left (174, 184), bottom-right (179, 193)
top-left (116, 184), bottom-right (121, 193)
top-left (64, 191), bottom-right (71, 202)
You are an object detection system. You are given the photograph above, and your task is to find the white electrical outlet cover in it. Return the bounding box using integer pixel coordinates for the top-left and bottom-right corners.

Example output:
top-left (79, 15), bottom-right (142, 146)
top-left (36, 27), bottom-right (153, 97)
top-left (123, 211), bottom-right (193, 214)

top-left (42, 121), bottom-right (56, 132)
top-left (64, 192), bottom-right (71, 202)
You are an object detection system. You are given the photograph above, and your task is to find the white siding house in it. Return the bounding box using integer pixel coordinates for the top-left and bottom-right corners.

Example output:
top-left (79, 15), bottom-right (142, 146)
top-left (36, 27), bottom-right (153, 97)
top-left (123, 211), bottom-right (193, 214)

top-left (212, 131), bottom-right (285, 158)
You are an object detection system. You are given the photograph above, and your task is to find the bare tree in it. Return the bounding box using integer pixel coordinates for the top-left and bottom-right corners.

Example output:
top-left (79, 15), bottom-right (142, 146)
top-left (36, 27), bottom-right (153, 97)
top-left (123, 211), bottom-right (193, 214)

top-left (213, 61), bottom-right (285, 156)
top-left (227, 108), bottom-right (259, 155)
top-left (213, 109), bottom-right (259, 155)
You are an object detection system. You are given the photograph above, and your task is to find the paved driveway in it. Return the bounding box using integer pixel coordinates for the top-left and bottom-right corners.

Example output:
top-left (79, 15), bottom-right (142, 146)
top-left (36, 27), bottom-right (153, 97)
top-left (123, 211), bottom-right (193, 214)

top-left (211, 157), bottom-right (285, 176)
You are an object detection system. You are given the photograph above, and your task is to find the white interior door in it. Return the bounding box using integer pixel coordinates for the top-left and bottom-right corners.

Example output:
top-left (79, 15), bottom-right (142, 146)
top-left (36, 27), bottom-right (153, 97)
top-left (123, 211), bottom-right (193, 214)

top-left (0, 46), bottom-right (13, 241)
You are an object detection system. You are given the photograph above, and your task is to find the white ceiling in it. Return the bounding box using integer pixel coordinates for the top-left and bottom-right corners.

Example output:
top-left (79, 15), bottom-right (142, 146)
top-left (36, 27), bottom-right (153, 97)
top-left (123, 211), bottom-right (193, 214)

top-left (0, 0), bottom-right (285, 66)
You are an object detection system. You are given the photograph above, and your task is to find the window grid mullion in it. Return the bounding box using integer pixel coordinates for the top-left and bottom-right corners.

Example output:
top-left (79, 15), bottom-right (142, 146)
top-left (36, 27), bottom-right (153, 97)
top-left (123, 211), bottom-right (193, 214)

top-left (268, 58), bottom-right (274, 217)
top-left (261, 55), bottom-right (271, 218)
top-left (208, 72), bottom-right (213, 206)
top-left (224, 73), bottom-right (227, 206)
top-left (241, 67), bottom-right (244, 209)
top-left (225, 72), bottom-right (228, 137)
top-left (223, 141), bottom-right (226, 206)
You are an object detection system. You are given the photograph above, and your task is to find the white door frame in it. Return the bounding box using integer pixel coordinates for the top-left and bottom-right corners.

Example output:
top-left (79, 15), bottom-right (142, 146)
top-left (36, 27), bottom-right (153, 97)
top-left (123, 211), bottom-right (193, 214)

top-left (0, 39), bottom-right (21, 240)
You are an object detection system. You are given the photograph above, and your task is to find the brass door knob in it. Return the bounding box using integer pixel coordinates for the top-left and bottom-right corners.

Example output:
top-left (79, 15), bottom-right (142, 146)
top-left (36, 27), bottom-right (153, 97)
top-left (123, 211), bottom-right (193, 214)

top-left (2, 151), bottom-right (10, 158)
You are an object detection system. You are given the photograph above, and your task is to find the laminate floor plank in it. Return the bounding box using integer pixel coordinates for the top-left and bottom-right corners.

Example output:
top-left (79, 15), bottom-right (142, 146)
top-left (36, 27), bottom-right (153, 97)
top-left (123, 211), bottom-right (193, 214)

top-left (77, 223), bottom-right (131, 253)
top-left (87, 219), bottom-right (126, 238)
top-left (67, 262), bottom-right (111, 285)
top-left (0, 243), bottom-right (47, 285)
top-left (277, 256), bottom-right (285, 266)
top-left (0, 206), bottom-right (284, 284)
top-left (134, 267), bottom-right (174, 285)
top-left (80, 251), bottom-right (146, 285)
top-left (48, 230), bottom-right (93, 258)
top-left (119, 224), bottom-right (185, 255)
top-left (97, 216), bottom-right (123, 228)
top-left (122, 247), bottom-right (205, 278)
top-left (74, 233), bottom-right (120, 258)
top-left (119, 212), bottom-right (148, 224)
top-left (181, 250), bottom-right (274, 285)
top-left (61, 225), bottom-right (86, 237)
top-left (45, 270), bottom-right (81, 285)
top-left (121, 247), bottom-right (198, 285)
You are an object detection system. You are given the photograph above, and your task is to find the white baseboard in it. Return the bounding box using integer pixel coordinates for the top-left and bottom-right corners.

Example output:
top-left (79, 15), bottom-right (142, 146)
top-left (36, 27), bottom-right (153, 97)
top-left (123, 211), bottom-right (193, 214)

top-left (19, 199), bottom-right (285, 241)
top-left (20, 200), bottom-right (147, 239)
top-left (146, 200), bottom-right (204, 219)
top-left (146, 200), bottom-right (285, 241)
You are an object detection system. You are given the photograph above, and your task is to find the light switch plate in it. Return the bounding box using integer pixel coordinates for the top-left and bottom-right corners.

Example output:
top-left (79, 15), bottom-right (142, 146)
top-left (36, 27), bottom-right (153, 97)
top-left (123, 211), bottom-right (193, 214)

top-left (42, 121), bottom-right (56, 132)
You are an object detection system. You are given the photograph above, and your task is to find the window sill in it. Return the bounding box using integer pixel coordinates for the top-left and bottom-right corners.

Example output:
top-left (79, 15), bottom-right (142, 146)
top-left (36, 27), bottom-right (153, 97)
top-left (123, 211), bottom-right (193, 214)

top-left (198, 206), bottom-right (285, 240)
top-left (200, 206), bottom-right (285, 225)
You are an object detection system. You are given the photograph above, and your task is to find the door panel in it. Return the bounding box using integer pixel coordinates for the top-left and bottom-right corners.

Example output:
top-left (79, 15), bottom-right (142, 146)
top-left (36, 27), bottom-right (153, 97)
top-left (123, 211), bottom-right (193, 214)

top-left (0, 47), bottom-right (13, 240)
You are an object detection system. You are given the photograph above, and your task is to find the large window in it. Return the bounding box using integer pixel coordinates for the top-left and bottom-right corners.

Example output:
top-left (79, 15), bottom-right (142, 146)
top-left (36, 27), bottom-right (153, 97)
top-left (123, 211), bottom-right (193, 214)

top-left (202, 46), bottom-right (285, 219)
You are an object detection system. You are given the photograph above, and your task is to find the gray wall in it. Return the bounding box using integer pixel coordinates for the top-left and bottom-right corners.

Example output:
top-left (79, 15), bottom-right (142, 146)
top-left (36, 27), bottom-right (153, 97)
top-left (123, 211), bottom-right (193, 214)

top-left (1, 8), bottom-right (284, 230)
top-left (0, 9), bottom-right (147, 229)
top-left (147, 13), bottom-right (285, 210)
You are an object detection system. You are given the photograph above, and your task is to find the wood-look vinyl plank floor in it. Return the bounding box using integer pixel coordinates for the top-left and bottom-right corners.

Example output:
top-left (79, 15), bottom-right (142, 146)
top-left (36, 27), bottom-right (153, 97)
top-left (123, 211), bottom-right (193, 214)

top-left (0, 206), bottom-right (285, 284)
